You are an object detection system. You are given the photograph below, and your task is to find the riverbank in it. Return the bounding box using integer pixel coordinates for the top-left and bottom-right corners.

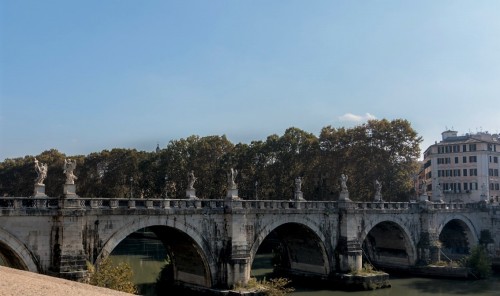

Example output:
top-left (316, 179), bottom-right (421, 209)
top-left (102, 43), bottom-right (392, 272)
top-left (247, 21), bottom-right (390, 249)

top-left (0, 266), bottom-right (133, 296)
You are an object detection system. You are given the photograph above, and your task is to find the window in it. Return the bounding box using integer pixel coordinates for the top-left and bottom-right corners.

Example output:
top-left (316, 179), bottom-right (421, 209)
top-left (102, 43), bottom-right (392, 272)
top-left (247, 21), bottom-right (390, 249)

top-left (453, 145), bottom-right (459, 153)
top-left (469, 156), bottom-right (477, 163)
top-left (455, 157), bottom-right (459, 164)
top-left (496, 184), bottom-right (500, 191)
top-left (463, 169), bottom-right (468, 176)
top-left (463, 144), bottom-right (467, 152)
top-left (463, 156), bottom-right (467, 163)
top-left (470, 144), bottom-right (477, 151)
top-left (464, 183), bottom-right (468, 191)
top-left (494, 157), bottom-right (498, 163)
top-left (470, 169), bottom-right (478, 176)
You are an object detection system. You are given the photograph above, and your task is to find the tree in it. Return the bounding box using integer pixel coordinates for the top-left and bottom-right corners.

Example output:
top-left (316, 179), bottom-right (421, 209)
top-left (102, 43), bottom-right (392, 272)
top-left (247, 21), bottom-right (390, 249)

top-left (0, 120), bottom-right (422, 201)
top-left (319, 119), bottom-right (422, 201)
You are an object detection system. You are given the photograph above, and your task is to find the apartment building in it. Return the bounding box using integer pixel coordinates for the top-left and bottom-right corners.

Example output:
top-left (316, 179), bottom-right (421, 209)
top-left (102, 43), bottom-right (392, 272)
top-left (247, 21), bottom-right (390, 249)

top-left (422, 130), bottom-right (500, 203)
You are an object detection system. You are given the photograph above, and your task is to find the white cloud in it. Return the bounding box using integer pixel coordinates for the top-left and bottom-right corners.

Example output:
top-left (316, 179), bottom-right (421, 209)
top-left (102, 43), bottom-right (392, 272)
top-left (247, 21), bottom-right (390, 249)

top-left (338, 113), bottom-right (377, 123)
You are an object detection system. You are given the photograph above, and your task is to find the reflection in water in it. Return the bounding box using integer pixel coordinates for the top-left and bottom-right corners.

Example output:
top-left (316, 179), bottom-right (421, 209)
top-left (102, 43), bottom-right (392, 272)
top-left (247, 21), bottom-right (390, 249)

top-left (112, 236), bottom-right (500, 296)
top-left (251, 253), bottom-right (500, 296)
top-left (110, 235), bottom-right (168, 295)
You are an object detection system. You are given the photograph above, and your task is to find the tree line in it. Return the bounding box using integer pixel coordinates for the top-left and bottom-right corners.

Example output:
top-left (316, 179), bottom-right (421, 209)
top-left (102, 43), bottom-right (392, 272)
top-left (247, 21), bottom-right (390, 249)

top-left (0, 119), bottom-right (422, 201)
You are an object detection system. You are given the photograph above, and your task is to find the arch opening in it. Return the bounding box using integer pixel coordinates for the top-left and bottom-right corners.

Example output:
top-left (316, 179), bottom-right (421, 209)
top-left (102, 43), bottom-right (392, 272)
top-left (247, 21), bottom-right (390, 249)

top-left (439, 219), bottom-right (474, 260)
top-left (107, 225), bottom-right (212, 295)
top-left (0, 241), bottom-right (29, 270)
top-left (251, 223), bottom-right (329, 281)
top-left (362, 221), bottom-right (414, 270)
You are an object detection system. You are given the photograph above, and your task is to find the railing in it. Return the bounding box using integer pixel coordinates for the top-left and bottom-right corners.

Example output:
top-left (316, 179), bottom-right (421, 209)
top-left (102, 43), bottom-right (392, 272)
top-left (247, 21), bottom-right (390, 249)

top-left (0, 197), bottom-right (59, 209)
top-left (0, 196), bottom-right (472, 212)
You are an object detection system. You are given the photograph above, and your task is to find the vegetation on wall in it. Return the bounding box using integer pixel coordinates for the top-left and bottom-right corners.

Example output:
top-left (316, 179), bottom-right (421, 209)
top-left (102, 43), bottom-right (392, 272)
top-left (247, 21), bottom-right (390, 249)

top-left (0, 119), bottom-right (422, 201)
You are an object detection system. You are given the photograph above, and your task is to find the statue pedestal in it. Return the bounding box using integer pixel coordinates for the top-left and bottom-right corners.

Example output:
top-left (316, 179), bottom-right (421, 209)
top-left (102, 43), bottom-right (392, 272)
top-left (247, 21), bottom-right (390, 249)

top-left (186, 189), bottom-right (198, 199)
top-left (63, 184), bottom-right (78, 198)
top-left (374, 193), bottom-right (382, 202)
top-left (33, 184), bottom-right (47, 197)
top-left (431, 194), bottom-right (443, 203)
top-left (339, 191), bottom-right (350, 201)
top-left (226, 188), bottom-right (240, 200)
top-left (419, 194), bottom-right (429, 202)
top-left (294, 191), bottom-right (305, 201)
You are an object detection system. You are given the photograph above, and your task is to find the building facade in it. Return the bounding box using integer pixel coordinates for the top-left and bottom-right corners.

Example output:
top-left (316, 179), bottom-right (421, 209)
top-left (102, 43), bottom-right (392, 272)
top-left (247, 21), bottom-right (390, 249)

top-left (422, 130), bottom-right (500, 203)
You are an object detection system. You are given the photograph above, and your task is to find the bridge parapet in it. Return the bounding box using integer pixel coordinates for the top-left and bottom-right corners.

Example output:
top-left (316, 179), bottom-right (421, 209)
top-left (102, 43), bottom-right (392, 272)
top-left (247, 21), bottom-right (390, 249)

top-left (0, 197), bottom-right (59, 211)
top-left (0, 196), bottom-right (487, 214)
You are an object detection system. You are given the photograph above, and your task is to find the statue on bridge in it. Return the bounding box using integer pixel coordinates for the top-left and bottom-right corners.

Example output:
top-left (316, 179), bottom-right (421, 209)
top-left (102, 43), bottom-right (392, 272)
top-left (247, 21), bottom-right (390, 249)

top-left (295, 176), bottom-right (302, 193)
top-left (340, 174), bottom-right (348, 192)
top-left (186, 170), bottom-right (198, 199)
top-left (339, 173), bottom-right (350, 201)
top-left (294, 176), bottom-right (305, 201)
top-left (374, 179), bottom-right (382, 202)
top-left (227, 168), bottom-right (238, 190)
top-left (63, 159), bottom-right (78, 185)
top-left (187, 170), bottom-right (197, 190)
top-left (34, 158), bottom-right (48, 186)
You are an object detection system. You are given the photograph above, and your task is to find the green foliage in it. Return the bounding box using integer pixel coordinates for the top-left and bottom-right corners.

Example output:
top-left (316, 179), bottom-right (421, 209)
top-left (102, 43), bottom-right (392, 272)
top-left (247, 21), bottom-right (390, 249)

top-left (0, 120), bottom-right (422, 201)
top-left (234, 277), bottom-right (294, 296)
top-left (83, 258), bottom-right (137, 294)
top-left (462, 245), bottom-right (492, 279)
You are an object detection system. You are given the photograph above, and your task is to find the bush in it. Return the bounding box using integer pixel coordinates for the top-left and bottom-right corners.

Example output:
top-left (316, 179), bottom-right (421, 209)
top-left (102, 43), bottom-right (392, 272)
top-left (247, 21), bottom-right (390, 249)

top-left (82, 258), bottom-right (137, 294)
top-left (234, 277), bottom-right (294, 296)
top-left (463, 246), bottom-right (492, 279)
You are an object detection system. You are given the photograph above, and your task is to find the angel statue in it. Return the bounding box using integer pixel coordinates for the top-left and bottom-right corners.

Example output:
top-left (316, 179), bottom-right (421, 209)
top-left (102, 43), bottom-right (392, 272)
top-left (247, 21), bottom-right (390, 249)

top-left (34, 158), bottom-right (48, 185)
top-left (227, 168), bottom-right (238, 190)
top-left (340, 173), bottom-right (348, 192)
top-left (187, 170), bottom-right (197, 190)
top-left (63, 159), bottom-right (78, 184)
top-left (375, 179), bottom-right (382, 196)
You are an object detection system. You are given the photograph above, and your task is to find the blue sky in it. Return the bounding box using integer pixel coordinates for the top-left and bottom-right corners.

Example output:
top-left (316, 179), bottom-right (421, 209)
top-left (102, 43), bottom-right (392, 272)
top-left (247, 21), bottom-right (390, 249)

top-left (1, 1), bottom-right (500, 161)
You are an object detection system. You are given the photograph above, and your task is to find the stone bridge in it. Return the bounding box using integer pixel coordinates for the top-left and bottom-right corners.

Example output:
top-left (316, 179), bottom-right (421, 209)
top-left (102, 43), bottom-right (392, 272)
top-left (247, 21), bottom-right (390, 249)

top-left (1, 196), bottom-right (500, 289)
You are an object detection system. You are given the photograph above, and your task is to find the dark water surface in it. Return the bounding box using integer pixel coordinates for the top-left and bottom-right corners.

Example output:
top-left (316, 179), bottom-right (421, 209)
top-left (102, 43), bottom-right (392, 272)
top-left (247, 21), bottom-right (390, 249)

top-left (110, 236), bottom-right (500, 296)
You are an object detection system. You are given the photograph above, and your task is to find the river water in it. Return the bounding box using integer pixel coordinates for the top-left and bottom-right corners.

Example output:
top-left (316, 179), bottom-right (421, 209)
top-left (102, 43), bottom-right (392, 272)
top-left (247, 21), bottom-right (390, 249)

top-left (109, 236), bottom-right (500, 296)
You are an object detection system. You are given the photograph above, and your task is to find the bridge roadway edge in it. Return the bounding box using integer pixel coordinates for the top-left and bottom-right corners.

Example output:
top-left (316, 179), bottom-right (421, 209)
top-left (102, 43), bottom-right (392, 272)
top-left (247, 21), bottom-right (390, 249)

top-left (0, 197), bottom-right (499, 290)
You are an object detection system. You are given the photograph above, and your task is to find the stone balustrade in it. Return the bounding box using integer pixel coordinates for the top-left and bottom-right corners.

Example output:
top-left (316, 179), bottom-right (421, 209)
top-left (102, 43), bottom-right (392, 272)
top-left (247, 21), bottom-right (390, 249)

top-left (0, 196), bottom-right (490, 213)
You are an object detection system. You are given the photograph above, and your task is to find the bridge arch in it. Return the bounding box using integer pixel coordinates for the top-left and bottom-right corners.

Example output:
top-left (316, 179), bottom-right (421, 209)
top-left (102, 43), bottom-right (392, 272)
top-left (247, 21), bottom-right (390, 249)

top-left (0, 228), bottom-right (38, 272)
top-left (437, 215), bottom-right (478, 259)
top-left (359, 217), bottom-right (417, 268)
top-left (249, 215), bottom-right (331, 277)
top-left (97, 216), bottom-right (215, 288)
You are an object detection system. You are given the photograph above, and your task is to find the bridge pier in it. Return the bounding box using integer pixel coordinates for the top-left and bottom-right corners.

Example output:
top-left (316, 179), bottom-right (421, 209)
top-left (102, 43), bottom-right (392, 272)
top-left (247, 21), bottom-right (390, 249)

top-left (416, 232), bottom-right (441, 265)
top-left (50, 208), bottom-right (88, 280)
top-left (226, 257), bottom-right (251, 287)
top-left (337, 202), bottom-right (362, 273)
top-left (225, 201), bottom-right (251, 287)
